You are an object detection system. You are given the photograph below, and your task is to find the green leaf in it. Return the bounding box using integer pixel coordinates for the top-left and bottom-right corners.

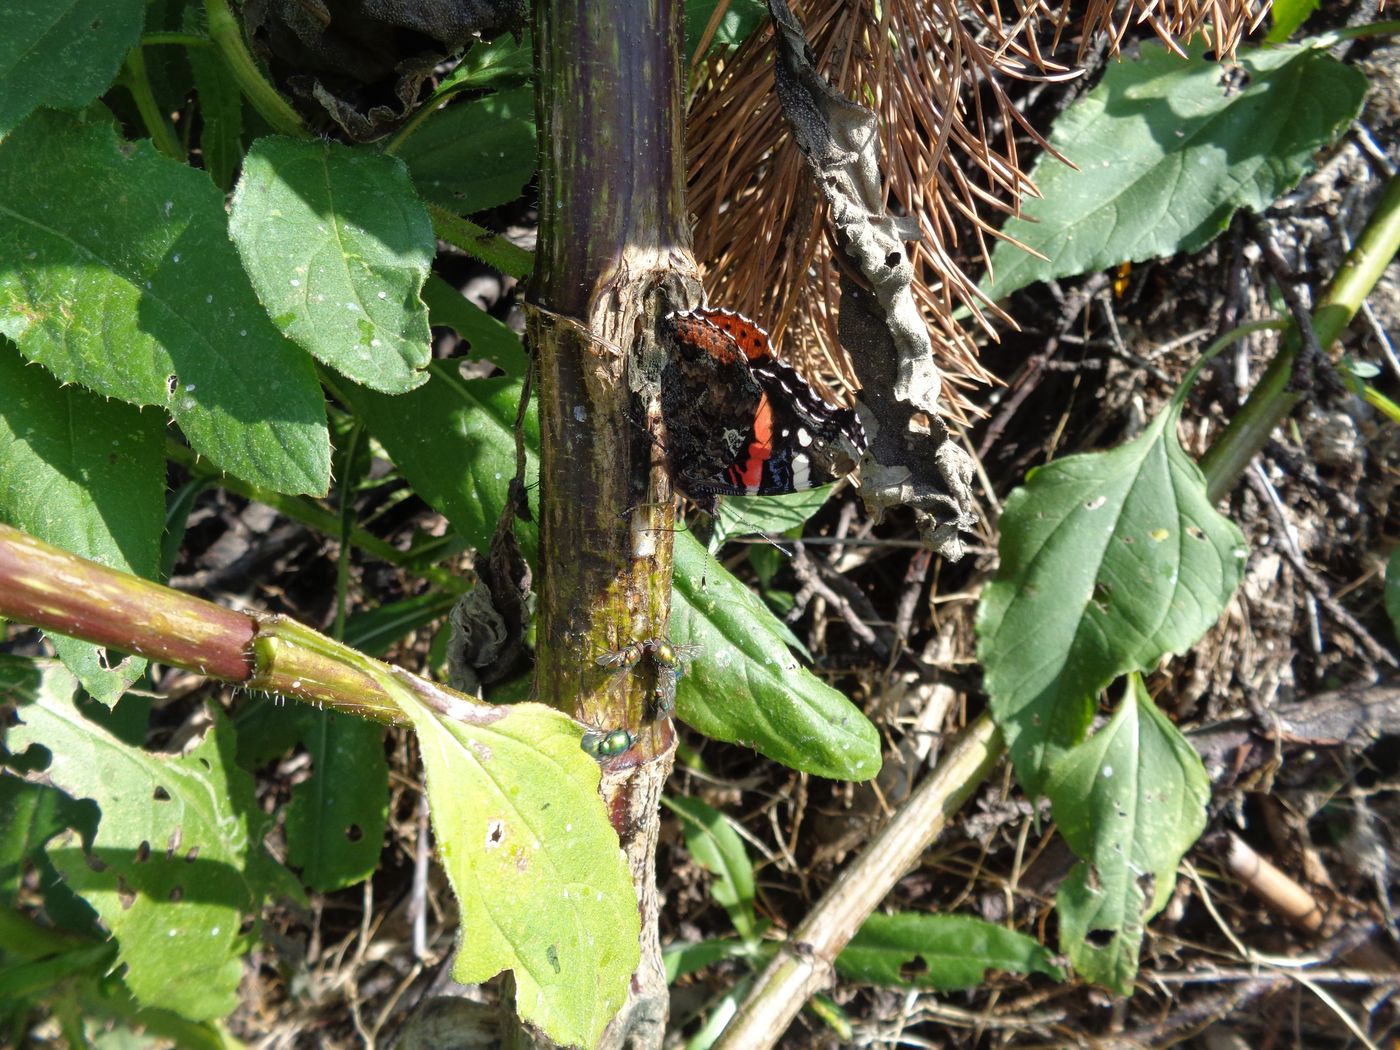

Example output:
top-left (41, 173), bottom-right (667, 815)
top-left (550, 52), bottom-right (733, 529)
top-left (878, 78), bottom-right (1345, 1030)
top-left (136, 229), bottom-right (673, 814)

top-left (283, 713), bottom-right (387, 893)
top-left (984, 41), bottom-right (1368, 301)
top-left (435, 33), bottom-right (533, 94)
top-left (1266, 0), bottom-right (1321, 41)
top-left (232, 699), bottom-right (319, 772)
top-left (340, 363), bottom-right (537, 557)
top-left (393, 688), bottom-right (639, 1049)
top-left (1048, 675), bottom-right (1209, 993)
top-left (398, 88), bottom-right (537, 214)
top-left (0, 943), bottom-right (115, 1001)
top-left (671, 537), bottom-right (880, 781)
top-left (663, 937), bottom-right (757, 983)
top-left (0, 0), bottom-right (144, 137)
top-left (666, 797), bottom-right (757, 942)
top-left (0, 775), bottom-right (97, 906)
top-left (836, 913), bottom-right (1062, 990)
top-left (234, 595), bottom-right (415, 892)
top-left (230, 138), bottom-right (435, 394)
top-left (0, 108), bottom-right (329, 496)
top-left (0, 340), bottom-right (163, 704)
top-left (184, 9), bottom-right (243, 191)
top-left (423, 274), bottom-right (528, 377)
top-left (1386, 546), bottom-right (1400, 645)
top-left (343, 365), bottom-right (880, 781)
top-left (711, 487), bottom-right (833, 550)
top-left (344, 591), bottom-right (460, 657)
top-left (976, 395), bottom-right (1246, 796)
top-left (685, 0), bottom-right (768, 61)
top-left (161, 478), bottom-right (212, 583)
top-left (9, 666), bottom-right (292, 1021)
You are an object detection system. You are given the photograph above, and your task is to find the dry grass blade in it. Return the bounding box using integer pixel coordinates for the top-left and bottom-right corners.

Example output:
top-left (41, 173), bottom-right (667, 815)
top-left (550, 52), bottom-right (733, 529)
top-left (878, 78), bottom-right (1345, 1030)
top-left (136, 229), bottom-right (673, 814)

top-left (1075, 0), bottom-right (1271, 60)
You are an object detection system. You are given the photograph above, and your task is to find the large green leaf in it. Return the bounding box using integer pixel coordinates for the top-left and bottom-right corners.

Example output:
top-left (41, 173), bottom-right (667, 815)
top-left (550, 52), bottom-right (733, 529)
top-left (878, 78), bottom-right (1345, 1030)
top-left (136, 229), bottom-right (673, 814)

top-left (984, 40), bottom-right (1367, 301)
top-left (342, 347), bottom-right (879, 780)
top-left (0, 108), bottom-right (329, 495)
top-left (1049, 675), bottom-right (1209, 993)
top-left (230, 138), bottom-right (435, 394)
top-left (836, 913), bottom-right (1062, 990)
top-left (384, 679), bottom-right (638, 1049)
top-left (0, 340), bottom-right (163, 704)
top-left (0, 0), bottom-right (144, 138)
top-left (670, 539), bottom-right (879, 780)
top-left (397, 88), bottom-right (537, 214)
top-left (976, 393), bottom-right (1246, 796)
top-left (9, 664), bottom-right (294, 1021)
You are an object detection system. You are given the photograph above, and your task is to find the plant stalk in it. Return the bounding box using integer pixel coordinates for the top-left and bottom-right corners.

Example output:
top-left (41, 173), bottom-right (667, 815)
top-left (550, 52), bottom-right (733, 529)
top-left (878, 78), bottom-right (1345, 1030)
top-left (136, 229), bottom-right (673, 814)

top-left (121, 47), bottom-right (183, 159)
top-left (1201, 173), bottom-right (1400, 499)
top-left (202, 0), bottom-right (309, 139)
top-left (528, 0), bottom-right (693, 1043)
top-left (714, 714), bottom-right (1005, 1050)
top-left (0, 523), bottom-right (483, 726)
top-left (429, 204), bottom-right (535, 280)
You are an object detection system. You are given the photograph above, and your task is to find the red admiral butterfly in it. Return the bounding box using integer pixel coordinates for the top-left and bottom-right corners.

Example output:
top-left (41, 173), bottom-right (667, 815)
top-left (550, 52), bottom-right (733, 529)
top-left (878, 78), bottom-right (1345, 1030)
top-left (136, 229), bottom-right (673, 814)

top-left (659, 308), bottom-right (866, 513)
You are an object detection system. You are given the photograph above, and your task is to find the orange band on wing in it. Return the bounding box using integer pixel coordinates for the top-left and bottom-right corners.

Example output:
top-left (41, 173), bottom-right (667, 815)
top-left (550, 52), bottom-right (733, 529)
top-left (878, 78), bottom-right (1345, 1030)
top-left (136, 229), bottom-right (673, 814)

top-left (728, 393), bottom-right (775, 489)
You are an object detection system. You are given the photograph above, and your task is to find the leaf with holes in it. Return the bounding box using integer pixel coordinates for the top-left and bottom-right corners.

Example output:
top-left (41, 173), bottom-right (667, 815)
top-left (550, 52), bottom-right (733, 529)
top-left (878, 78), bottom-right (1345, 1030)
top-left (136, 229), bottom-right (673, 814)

top-left (1049, 675), bottom-right (1210, 993)
top-left (9, 664), bottom-right (296, 1021)
top-left (230, 138), bottom-right (435, 394)
top-left (283, 713), bottom-right (387, 892)
top-left (836, 913), bottom-right (1062, 990)
top-left (976, 391), bottom-right (1246, 796)
top-left (386, 679), bottom-right (639, 1050)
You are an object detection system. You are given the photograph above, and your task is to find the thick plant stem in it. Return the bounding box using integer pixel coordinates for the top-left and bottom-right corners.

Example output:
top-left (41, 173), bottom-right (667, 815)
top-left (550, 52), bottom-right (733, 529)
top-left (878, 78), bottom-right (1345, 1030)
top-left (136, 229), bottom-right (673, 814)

top-left (0, 523), bottom-right (478, 726)
top-left (1200, 173), bottom-right (1400, 500)
top-left (529, 0), bottom-right (692, 1045)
